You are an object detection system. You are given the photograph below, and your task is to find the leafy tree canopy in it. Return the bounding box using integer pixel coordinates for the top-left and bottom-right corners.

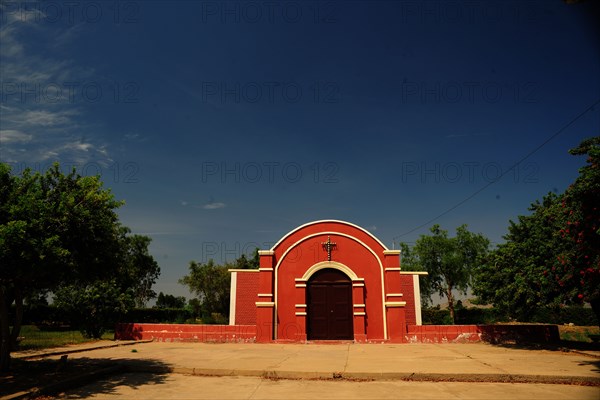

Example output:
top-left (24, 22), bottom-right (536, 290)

top-left (179, 259), bottom-right (231, 320)
top-left (0, 163), bottom-right (160, 369)
top-left (473, 137), bottom-right (600, 325)
top-left (179, 248), bottom-right (259, 321)
top-left (155, 292), bottom-right (187, 309)
top-left (401, 225), bottom-right (490, 323)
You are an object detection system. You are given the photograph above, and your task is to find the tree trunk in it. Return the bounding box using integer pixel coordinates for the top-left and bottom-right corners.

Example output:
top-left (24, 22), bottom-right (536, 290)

top-left (446, 287), bottom-right (455, 324)
top-left (0, 286), bottom-right (12, 372)
top-left (9, 287), bottom-right (23, 351)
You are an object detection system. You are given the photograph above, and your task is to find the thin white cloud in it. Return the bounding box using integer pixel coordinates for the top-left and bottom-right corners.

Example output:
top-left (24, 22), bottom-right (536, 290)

top-left (0, 15), bottom-right (111, 166)
top-left (180, 199), bottom-right (226, 209)
top-left (10, 109), bottom-right (77, 127)
top-left (0, 3), bottom-right (46, 27)
top-left (0, 26), bottom-right (24, 58)
top-left (123, 133), bottom-right (148, 143)
top-left (124, 133), bottom-right (141, 141)
top-left (203, 202), bottom-right (226, 210)
top-left (0, 129), bottom-right (33, 143)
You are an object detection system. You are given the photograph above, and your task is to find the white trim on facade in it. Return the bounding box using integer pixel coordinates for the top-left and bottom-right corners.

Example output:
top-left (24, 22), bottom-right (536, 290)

top-left (300, 261), bottom-right (360, 281)
top-left (229, 271), bottom-right (237, 326)
top-left (256, 302), bottom-right (275, 307)
top-left (385, 301), bottom-right (407, 307)
top-left (227, 269), bottom-right (260, 273)
top-left (383, 250), bottom-right (401, 255)
top-left (273, 230), bottom-right (389, 340)
top-left (413, 275), bottom-right (423, 325)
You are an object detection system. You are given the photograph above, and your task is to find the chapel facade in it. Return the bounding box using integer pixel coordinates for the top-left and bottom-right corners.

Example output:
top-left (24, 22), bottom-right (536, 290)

top-left (229, 220), bottom-right (426, 342)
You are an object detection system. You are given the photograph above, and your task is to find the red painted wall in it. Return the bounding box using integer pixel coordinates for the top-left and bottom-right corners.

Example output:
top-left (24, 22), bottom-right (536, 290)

top-left (114, 323), bottom-right (558, 345)
top-left (235, 271), bottom-right (259, 325)
top-left (115, 323), bottom-right (256, 342)
top-left (406, 324), bottom-right (560, 344)
top-left (400, 275), bottom-right (416, 326)
top-left (273, 221), bottom-right (388, 340)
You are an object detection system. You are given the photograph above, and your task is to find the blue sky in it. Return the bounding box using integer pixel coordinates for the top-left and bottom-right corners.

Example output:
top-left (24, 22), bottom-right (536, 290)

top-left (1, 0), bottom-right (599, 300)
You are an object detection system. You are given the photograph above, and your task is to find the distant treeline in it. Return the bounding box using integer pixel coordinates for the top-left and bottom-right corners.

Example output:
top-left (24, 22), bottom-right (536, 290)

top-left (15, 304), bottom-right (599, 328)
top-left (15, 305), bottom-right (227, 327)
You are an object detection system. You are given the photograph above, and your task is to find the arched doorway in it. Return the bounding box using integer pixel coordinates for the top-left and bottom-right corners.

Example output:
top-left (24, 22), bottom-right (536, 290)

top-left (306, 268), bottom-right (354, 340)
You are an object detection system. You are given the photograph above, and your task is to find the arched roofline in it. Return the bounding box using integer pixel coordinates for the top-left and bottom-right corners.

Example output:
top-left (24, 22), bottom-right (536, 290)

top-left (270, 219), bottom-right (388, 251)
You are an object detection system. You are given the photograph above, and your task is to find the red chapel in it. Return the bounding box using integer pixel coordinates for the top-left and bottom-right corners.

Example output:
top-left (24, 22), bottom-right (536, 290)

top-left (228, 220), bottom-right (427, 342)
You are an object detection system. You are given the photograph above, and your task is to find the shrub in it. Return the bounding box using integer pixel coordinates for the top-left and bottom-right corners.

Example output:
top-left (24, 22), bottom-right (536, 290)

top-left (529, 306), bottom-right (598, 326)
top-left (422, 308), bottom-right (452, 325)
top-left (421, 305), bottom-right (595, 326)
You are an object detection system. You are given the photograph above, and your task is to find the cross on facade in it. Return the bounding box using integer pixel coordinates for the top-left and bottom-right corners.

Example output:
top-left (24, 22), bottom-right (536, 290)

top-left (321, 236), bottom-right (336, 261)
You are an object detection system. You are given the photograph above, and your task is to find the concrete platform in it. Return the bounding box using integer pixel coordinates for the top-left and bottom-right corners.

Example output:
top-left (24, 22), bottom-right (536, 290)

top-left (18, 340), bottom-right (600, 384)
top-left (5, 340), bottom-right (600, 399)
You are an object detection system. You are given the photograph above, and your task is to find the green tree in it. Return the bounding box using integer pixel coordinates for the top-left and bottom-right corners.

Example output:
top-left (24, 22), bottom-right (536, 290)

top-left (474, 137), bottom-right (600, 325)
top-left (118, 230), bottom-right (161, 307)
top-left (0, 163), bottom-right (121, 370)
top-left (53, 280), bottom-right (135, 338)
top-left (0, 163), bottom-right (160, 369)
top-left (403, 225), bottom-right (490, 323)
top-left (186, 298), bottom-right (202, 319)
top-left (178, 250), bottom-right (259, 321)
top-left (155, 292), bottom-right (187, 309)
top-left (233, 248), bottom-right (260, 269)
top-left (53, 230), bottom-right (161, 338)
top-left (554, 137), bottom-right (600, 323)
top-left (179, 259), bottom-right (231, 320)
top-left (473, 194), bottom-right (565, 320)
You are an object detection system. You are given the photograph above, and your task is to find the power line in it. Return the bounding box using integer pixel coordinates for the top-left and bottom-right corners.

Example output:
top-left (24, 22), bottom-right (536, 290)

top-left (392, 99), bottom-right (600, 242)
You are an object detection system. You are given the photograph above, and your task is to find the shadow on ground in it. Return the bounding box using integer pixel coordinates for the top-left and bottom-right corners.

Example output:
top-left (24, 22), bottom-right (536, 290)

top-left (575, 359), bottom-right (600, 374)
top-left (489, 339), bottom-right (600, 353)
top-left (0, 356), bottom-right (171, 398)
top-left (60, 372), bottom-right (170, 399)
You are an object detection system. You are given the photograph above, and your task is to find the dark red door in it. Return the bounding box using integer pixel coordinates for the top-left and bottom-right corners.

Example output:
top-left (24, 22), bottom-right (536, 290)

top-left (307, 269), bottom-right (353, 340)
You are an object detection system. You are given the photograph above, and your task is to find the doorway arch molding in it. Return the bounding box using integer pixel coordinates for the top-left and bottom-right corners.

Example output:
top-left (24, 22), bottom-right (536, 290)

top-left (301, 261), bottom-right (361, 282)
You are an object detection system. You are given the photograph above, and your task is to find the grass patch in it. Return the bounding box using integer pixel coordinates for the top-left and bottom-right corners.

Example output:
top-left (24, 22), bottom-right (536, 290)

top-left (558, 325), bottom-right (599, 343)
top-left (15, 325), bottom-right (114, 350)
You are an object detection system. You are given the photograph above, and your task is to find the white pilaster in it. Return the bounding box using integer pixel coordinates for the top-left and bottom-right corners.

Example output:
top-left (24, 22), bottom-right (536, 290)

top-left (413, 274), bottom-right (422, 325)
top-left (229, 271), bottom-right (237, 325)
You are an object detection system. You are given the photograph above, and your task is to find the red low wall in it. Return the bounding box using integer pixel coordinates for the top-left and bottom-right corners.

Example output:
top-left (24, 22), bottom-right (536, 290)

top-left (406, 324), bottom-right (560, 344)
top-left (115, 323), bottom-right (256, 343)
top-left (406, 325), bottom-right (481, 343)
top-left (116, 323), bottom-right (559, 344)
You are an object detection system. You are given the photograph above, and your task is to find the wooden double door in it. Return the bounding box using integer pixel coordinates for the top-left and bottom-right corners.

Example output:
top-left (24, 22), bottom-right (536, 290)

top-left (306, 269), bottom-right (354, 340)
